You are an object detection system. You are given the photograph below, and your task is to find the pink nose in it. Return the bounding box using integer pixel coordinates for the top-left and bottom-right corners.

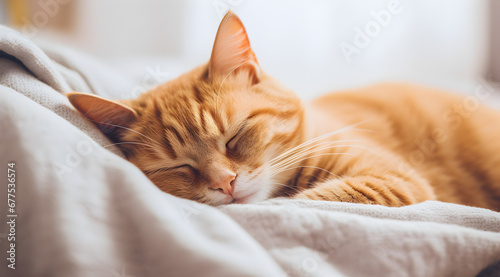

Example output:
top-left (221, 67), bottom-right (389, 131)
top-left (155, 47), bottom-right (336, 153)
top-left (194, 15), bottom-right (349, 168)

top-left (209, 170), bottom-right (236, 196)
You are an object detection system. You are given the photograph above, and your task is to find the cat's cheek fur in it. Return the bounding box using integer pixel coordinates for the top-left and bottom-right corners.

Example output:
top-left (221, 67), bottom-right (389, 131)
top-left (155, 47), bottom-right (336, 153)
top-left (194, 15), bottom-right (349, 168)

top-left (230, 166), bottom-right (274, 204)
top-left (232, 179), bottom-right (274, 204)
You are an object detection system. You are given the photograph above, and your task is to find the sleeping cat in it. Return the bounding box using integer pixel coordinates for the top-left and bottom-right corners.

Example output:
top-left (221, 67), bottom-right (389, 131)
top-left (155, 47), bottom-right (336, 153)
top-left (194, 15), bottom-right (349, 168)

top-left (67, 12), bottom-right (500, 211)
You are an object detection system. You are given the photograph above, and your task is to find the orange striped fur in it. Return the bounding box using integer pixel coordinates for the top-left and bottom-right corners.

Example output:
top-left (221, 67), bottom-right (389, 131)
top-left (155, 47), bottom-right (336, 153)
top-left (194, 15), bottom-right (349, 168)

top-left (68, 12), bottom-right (500, 210)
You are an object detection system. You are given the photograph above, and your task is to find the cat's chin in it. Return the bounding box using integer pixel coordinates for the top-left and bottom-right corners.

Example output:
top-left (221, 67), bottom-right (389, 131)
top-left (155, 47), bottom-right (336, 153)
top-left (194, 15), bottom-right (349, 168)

top-left (211, 193), bottom-right (257, 205)
top-left (231, 189), bottom-right (268, 204)
top-left (232, 195), bottom-right (254, 204)
top-left (212, 179), bottom-right (273, 205)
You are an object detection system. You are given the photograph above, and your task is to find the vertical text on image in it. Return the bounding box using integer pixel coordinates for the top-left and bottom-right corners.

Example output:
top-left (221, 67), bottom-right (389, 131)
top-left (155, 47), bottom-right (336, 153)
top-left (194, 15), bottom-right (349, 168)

top-left (6, 162), bottom-right (17, 270)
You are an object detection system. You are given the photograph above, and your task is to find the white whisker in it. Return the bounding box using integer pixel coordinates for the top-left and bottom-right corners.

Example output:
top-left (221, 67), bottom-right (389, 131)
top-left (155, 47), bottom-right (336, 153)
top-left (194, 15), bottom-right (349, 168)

top-left (102, 141), bottom-right (155, 149)
top-left (270, 144), bottom-right (369, 171)
top-left (92, 120), bottom-right (164, 149)
top-left (272, 152), bottom-right (355, 173)
top-left (268, 182), bottom-right (302, 194)
top-left (269, 141), bottom-right (361, 167)
top-left (136, 152), bottom-right (157, 164)
top-left (267, 122), bottom-right (366, 165)
top-left (270, 165), bottom-right (340, 179)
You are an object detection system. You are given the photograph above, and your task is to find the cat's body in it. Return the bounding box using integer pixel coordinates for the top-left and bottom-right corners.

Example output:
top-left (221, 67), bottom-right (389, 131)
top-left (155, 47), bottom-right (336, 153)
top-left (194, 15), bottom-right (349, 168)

top-left (67, 12), bottom-right (500, 211)
top-left (286, 84), bottom-right (500, 210)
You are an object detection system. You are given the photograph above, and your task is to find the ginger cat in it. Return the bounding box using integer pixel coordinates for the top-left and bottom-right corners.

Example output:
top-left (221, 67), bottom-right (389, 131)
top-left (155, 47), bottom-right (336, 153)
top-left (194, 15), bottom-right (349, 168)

top-left (67, 12), bottom-right (500, 211)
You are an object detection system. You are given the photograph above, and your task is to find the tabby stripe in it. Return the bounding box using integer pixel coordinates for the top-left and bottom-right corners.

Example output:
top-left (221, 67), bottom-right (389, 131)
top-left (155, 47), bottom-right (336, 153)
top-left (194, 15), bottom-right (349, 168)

top-left (209, 108), bottom-right (225, 134)
top-left (322, 156), bottom-right (338, 181)
top-left (165, 125), bottom-right (186, 145)
top-left (327, 189), bottom-right (343, 201)
top-left (290, 167), bottom-right (304, 189)
top-left (362, 181), bottom-right (394, 205)
top-left (384, 184), bottom-right (411, 206)
top-left (199, 105), bottom-right (206, 132)
top-left (248, 108), bottom-right (296, 120)
top-left (340, 184), bottom-right (357, 202)
top-left (184, 118), bottom-right (201, 138)
top-left (162, 137), bottom-right (177, 159)
top-left (306, 167), bottom-right (325, 188)
top-left (348, 183), bottom-right (379, 204)
top-left (154, 100), bottom-right (162, 119)
top-left (365, 174), bottom-right (412, 205)
top-left (315, 170), bottom-right (328, 185)
top-left (183, 97), bottom-right (202, 135)
top-left (193, 86), bottom-right (204, 104)
top-left (314, 191), bottom-right (331, 201)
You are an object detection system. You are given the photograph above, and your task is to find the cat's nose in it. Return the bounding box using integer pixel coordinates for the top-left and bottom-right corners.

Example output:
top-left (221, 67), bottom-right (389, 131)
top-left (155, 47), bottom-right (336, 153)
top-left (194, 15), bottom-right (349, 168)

top-left (209, 170), bottom-right (236, 196)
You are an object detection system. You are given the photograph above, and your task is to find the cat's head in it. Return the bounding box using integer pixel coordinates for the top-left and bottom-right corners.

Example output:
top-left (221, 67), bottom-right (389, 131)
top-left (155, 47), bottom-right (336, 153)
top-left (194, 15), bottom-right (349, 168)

top-left (67, 12), bottom-right (304, 205)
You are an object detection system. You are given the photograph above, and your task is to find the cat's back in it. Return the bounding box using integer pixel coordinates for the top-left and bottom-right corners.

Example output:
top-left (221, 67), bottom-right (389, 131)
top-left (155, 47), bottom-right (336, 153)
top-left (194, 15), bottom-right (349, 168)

top-left (310, 83), bottom-right (500, 210)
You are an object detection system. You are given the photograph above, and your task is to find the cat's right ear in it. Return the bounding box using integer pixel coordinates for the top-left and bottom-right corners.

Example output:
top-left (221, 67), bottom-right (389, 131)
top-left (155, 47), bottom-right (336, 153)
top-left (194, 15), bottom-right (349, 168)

top-left (66, 92), bottom-right (137, 141)
top-left (209, 11), bottom-right (260, 83)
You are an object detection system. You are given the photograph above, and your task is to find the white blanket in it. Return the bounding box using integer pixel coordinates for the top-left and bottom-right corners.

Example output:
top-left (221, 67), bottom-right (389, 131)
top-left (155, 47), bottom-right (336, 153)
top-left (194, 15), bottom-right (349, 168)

top-left (0, 25), bottom-right (499, 277)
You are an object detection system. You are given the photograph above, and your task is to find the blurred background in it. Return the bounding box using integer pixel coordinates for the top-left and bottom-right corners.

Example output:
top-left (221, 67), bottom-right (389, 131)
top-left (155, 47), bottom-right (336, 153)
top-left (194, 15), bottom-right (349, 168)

top-left (0, 0), bottom-right (498, 100)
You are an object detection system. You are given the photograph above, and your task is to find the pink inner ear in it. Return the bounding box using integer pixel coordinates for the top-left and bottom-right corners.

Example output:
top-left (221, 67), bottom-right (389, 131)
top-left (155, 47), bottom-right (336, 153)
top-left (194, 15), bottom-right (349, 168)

top-left (209, 12), bottom-right (260, 80)
top-left (67, 92), bottom-right (137, 129)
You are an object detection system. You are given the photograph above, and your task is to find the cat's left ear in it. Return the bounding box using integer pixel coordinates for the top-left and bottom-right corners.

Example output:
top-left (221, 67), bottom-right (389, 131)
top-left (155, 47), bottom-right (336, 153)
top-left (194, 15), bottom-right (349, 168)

top-left (66, 92), bottom-right (137, 141)
top-left (209, 11), bottom-right (261, 83)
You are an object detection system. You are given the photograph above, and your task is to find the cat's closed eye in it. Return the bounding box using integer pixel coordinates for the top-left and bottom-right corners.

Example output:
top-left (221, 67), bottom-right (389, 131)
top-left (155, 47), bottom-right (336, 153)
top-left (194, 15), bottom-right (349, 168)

top-left (170, 164), bottom-right (195, 171)
top-left (226, 131), bottom-right (243, 150)
top-left (226, 122), bottom-right (248, 150)
top-left (145, 165), bottom-right (196, 188)
top-left (145, 164), bottom-right (194, 175)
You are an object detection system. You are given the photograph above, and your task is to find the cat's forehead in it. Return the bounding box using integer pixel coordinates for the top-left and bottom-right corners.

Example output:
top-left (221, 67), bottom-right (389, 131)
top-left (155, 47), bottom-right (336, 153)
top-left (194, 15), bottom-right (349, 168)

top-left (154, 78), bottom-right (261, 121)
top-left (159, 93), bottom-right (251, 135)
top-left (138, 92), bottom-right (247, 156)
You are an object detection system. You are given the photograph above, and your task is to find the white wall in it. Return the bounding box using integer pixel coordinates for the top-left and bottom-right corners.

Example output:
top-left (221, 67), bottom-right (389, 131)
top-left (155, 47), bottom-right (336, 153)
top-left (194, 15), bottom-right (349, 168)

top-left (68, 0), bottom-right (489, 99)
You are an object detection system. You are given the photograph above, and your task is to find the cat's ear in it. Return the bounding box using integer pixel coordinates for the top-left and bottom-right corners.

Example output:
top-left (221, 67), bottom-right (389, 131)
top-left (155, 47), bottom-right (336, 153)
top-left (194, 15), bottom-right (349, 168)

top-left (209, 11), bottom-right (260, 83)
top-left (66, 92), bottom-right (137, 141)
